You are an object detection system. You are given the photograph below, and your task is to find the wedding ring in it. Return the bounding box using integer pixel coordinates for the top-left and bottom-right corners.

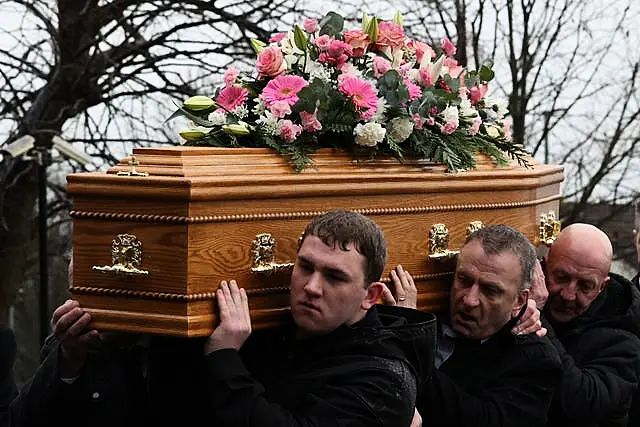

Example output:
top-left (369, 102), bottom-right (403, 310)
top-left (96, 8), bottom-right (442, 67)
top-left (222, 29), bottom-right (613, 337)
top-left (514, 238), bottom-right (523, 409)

top-left (399, 297), bottom-right (407, 301)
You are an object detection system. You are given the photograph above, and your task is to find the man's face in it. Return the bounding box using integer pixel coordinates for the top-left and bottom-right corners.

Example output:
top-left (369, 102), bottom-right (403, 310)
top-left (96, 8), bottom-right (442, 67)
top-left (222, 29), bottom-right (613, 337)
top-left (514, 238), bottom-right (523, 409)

top-left (545, 249), bottom-right (609, 323)
top-left (290, 235), bottom-right (372, 338)
top-left (450, 239), bottom-right (527, 340)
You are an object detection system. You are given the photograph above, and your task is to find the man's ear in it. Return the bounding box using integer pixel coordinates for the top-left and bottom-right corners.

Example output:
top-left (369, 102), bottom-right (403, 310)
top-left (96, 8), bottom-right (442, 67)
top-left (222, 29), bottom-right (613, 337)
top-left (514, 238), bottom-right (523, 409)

top-left (599, 276), bottom-right (611, 293)
top-left (362, 282), bottom-right (385, 310)
top-left (511, 289), bottom-right (530, 318)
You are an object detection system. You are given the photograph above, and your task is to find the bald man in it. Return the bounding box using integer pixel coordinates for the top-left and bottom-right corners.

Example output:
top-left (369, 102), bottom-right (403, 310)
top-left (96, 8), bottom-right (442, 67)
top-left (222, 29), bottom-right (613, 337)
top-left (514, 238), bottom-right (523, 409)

top-left (540, 223), bottom-right (640, 427)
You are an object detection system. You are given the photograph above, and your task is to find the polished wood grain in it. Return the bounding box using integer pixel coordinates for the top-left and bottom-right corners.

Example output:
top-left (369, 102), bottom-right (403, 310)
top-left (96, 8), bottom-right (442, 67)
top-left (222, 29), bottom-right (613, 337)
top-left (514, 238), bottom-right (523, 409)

top-left (67, 147), bottom-right (564, 337)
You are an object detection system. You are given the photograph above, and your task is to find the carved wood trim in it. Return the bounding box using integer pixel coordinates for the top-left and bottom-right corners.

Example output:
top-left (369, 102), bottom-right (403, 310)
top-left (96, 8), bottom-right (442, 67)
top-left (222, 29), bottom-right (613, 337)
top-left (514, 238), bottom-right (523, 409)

top-left (70, 194), bottom-right (561, 224)
top-left (69, 285), bottom-right (291, 301)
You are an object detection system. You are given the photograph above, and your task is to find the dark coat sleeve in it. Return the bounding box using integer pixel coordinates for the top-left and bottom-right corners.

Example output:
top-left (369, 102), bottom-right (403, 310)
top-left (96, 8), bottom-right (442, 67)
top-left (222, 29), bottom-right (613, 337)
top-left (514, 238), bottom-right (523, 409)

top-left (544, 318), bottom-right (640, 424)
top-left (8, 337), bottom-right (86, 427)
top-left (418, 339), bottom-right (561, 427)
top-left (0, 328), bottom-right (17, 427)
top-left (205, 349), bottom-right (415, 427)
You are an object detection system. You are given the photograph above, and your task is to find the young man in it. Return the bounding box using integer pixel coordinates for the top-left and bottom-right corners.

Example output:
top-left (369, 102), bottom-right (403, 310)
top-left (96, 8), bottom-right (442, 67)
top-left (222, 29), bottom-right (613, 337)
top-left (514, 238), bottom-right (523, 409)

top-left (540, 223), bottom-right (640, 427)
top-left (387, 225), bottom-right (561, 426)
top-left (203, 209), bottom-right (435, 426)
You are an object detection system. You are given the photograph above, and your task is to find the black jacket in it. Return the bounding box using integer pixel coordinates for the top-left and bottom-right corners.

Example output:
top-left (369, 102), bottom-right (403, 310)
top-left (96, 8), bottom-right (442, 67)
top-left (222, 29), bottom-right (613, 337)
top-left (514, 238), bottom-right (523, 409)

top-left (417, 315), bottom-right (562, 427)
top-left (544, 272), bottom-right (640, 427)
top-left (9, 335), bottom-right (211, 427)
top-left (0, 327), bottom-right (17, 427)
top-left (205, 305), bottom-right (436, 427)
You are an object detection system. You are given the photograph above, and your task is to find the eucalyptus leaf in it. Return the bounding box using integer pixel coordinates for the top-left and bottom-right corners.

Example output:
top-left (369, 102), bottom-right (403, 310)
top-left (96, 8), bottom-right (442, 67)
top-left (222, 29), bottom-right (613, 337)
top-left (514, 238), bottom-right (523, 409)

top-left (319, 12), bottom-right (344, 37)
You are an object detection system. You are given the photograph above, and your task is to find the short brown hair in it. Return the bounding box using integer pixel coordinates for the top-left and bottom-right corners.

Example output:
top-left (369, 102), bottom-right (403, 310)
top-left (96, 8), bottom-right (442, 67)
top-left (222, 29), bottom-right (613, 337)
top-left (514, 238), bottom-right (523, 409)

top-left (300, 210), bottom-right (387, 285)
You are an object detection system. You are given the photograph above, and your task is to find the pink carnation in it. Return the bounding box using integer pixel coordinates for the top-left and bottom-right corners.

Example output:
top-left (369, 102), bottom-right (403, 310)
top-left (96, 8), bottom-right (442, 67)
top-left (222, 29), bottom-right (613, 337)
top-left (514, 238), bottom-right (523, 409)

top-left (338, 75), bottom-right (378, 119)
top-left (278, 120), bottom-right (303, 142)
top-left (441, 120), bottom-right (458, 135)
top-left (318, 39), bottom-right (353, 69)
top-left (303, 19), bottom-right (318, 33)
top-left (215, 86), bottom-right (249, 112)
top-left (469, 117), bottom-right (482, 135)
top-left (441, 38), bottom-right (457, 56)
top-left (261, 75), bottom-right (309, 107)
top-left (269, 33), bottom-right (288, 43)
top-left (270, 100), bottom-right (292, 118)
top-left (223, 67), bottom-right (239, 87)
top-left (373, 56), bottom-right (392, 78)
top-left (412, 113), bottom-right (424, 130)
top-left (469, 84), bottom-right (488, 104)
top-left (314, 34), bottom-right (331, 51)
top-left (300, 110), bottom-right (322, 132)
top-left (404, 79), bottom-right (422, 100)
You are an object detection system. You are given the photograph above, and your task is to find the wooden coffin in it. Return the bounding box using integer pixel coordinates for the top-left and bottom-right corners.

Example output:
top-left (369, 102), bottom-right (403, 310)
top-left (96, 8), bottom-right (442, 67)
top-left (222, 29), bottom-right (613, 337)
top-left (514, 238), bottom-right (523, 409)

top-left (67, 147), bottom-right (564, 337)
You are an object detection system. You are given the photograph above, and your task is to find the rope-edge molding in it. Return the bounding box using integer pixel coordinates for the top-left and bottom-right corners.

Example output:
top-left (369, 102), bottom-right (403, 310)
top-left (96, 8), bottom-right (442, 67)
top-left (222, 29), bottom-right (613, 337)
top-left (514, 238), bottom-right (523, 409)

top-left (69, 285), bottom-right (291, 301)
top-left (69, 272), bottom-right (453, 301)
top-left (70, 194), bottom-right (561, 224)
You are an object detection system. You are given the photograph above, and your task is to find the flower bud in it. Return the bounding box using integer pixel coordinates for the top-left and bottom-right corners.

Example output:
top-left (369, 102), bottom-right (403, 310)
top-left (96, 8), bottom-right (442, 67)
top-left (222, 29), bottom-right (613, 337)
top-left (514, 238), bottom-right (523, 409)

top-left (179, 127), bottom-right (212, 141)
top-left (183, 96), bottom-right (215, 111)
top-left (222, 123), bottom-right (251, 135)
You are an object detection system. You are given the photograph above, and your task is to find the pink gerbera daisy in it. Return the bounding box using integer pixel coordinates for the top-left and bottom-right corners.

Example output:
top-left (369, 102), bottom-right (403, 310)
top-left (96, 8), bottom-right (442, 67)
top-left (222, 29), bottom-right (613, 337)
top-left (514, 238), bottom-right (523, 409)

top-left (261, 75), bottom-right (308, 107)
top-left (338, 75), bottom-right (378, 117)
top-left (215, 86), bottom-right (249, 112)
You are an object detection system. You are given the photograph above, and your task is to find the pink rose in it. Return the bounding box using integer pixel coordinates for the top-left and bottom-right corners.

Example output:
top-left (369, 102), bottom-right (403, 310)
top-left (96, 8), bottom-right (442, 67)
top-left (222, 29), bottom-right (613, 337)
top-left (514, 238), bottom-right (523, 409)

top-left (375, 22), bottom-right (405, 51)
top-left (269, 33), bottom-right (288, 44)
top-left (502, 118), bottom-right (512, 141)
top-left (419, 68), bottom-right (434, 87)
top-left (300, 110), bottom-right (322, 132)
top-left (441, 38), bottom-right (457, 56)
top-left (342, 29), bottom-right (370, 57)
top-left (270, 100), bottom-right (292, 118)
top-left (223, 67), bottom-right (239, 87)
top-left (373, 56), bottom-right (392, 78)
top-left (318, 39), bottom-right (352, 68)
top-left (278, 119), bottom-right (303, 142)
top-left (426, 116), bottom-right (435, 126)
top-left (407, 40), bottom-right (435, 63)
top-left (303, 19), bottom-right (318, 33)
top-left (314, 34), bottom-right (331, 51)
top-left (256, 46), bottom-right (287, 78)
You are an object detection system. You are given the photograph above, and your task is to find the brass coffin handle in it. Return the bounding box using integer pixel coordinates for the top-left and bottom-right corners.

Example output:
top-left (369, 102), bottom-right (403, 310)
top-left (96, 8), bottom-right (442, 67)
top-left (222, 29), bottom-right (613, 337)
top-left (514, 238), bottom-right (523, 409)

top-left (428, 223), bottom-right (460, 261)
top-left (538, 211), bottom-right (561, 246)
top-left (92, 233), bottom-right (149, 277)
top-left (250, 233), bottom-right (294, 274)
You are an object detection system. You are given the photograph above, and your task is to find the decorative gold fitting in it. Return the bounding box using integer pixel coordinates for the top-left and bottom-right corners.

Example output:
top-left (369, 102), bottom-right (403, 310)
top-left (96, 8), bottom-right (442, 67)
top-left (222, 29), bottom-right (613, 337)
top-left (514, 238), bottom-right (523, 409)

top-left (466, 220), bottom-right (484, 237)
top-left (117, 155), bottom-right (149, 177)
top-left (539, 211), bottom-right (561, 246)
top-left (250, 233), bottom-right (294, 274)
top-left (428, 223), bottom-right (459, 261)
top-left (92, 233), bottom-right (149, 277)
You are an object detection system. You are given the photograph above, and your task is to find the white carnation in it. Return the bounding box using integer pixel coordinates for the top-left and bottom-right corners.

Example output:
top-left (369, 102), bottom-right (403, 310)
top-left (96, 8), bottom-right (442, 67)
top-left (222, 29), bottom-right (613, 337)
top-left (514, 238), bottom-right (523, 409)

top-left (442, 106), bottom-right (459, 123)
top-left (387, 117), bottom-right (414, 143)
top-left (354, 122), bottom-right (386, 147)
top-left (459, 99), bottom-right (476, 117)
top-left (484, 97), bottom-right (509, 120)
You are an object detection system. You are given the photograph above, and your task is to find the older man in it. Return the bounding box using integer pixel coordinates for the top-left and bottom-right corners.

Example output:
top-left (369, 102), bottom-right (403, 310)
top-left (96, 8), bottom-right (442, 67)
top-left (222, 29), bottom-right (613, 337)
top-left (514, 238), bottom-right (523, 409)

top-left (540, 223), bottom-right (640, 427)
top-left (386, 224), bottom-right (561, 426)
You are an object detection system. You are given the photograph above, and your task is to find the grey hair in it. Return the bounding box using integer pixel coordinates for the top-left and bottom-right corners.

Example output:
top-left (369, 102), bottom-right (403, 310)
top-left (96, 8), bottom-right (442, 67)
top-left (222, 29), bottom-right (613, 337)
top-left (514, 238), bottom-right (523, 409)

top-left (465, 224), bottom-right (536, 292)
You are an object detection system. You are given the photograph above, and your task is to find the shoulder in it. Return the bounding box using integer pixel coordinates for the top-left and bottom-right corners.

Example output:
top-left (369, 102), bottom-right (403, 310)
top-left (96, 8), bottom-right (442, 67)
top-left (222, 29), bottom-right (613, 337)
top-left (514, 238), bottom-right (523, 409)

top-left (510, 334), bottom-right (562, 370)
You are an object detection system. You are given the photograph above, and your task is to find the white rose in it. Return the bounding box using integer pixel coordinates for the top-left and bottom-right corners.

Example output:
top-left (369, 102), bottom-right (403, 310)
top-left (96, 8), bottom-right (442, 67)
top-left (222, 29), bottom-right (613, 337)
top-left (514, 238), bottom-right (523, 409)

top-left (485, 125), bottom-right (501, 138)
top-left (387, 117), bottom-right (414, 143)
top-left (354, 122), bottom-right (386, 147)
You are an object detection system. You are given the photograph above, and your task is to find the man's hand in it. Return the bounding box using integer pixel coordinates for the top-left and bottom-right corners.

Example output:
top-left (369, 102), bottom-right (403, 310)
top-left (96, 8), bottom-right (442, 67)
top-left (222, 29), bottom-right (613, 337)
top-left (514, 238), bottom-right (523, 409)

top-left (529, 258), bottom-right (548, 309)
top-left (380, 265), bottom-right (417, 309)
top-left (410, 408), bottom-right (422, 427)
top-left (634, 229), bottom-right (640, 267)
top-left (51, 300), bottom-right (99, 377)
top-left (205, 280), bottom-right (252, 355)
top-left (512, 299), bottom-right (546, 337)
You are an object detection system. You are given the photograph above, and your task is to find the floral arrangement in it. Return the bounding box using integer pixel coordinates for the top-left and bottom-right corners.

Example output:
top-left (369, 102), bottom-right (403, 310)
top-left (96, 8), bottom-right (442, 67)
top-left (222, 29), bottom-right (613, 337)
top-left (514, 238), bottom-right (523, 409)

top-left (168, 11), bottom-right (530, 172)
